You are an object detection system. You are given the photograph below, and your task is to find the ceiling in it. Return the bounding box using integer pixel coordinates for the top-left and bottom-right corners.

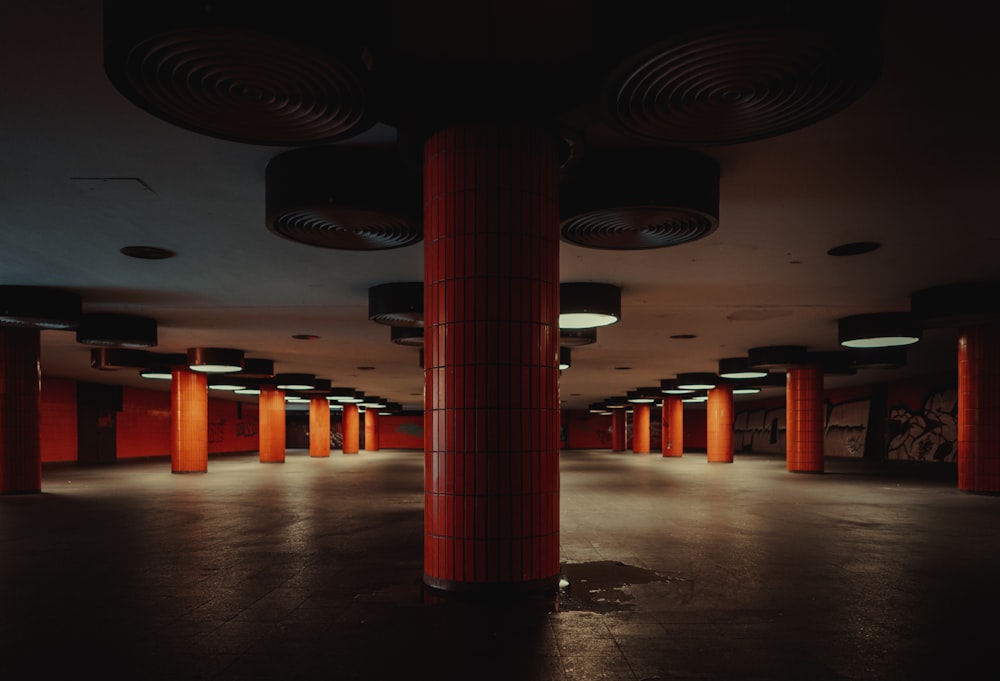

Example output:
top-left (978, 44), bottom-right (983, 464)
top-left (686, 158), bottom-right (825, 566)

top-left (1, 1), bottom-right (997, 412)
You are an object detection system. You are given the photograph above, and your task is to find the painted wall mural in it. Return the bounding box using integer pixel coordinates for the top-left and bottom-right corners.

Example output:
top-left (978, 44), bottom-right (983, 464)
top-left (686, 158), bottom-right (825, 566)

top-left (825, 398), bottom-right (870, 459)
top-left (735, 407), bottom-right (786, 454)
top-left (887, 387), bottom-right (957, 462)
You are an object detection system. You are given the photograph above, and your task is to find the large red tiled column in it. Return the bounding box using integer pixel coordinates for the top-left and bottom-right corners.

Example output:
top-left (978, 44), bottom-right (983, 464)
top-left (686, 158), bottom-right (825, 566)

top-left (632, 404), bottom-right (650, 453)
top-left (706, 384), bottom-right (734, 463)
top-left (259, 385), bottom-right (286, 463)
top-left (309, 396), bottom-right (330, 458)
top-left (342, 403), bottom-right (360, 454)
top-left (423, 124), bottom-right (560, 599)
top-left (611, 408), bottom-right (627, 452)
top-left (662, 396), bottom-right (684, 457)
top-left (786, 363), bottom-right (825, 473)
top-left (171, 366), bottom-right (208, 473)
top-left (958, 324), bottom-right (1000, 492)
top-left (364, 408), bottom-right (380, 451)
top-left (0, 328), bottom-right (42, 494)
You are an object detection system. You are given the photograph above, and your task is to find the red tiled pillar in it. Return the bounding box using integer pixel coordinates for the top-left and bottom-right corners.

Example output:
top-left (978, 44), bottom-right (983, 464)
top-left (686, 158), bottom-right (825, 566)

top-left (259, 385), bottom-right (286, 463)
top-left (611, 409), bottom-right (627, 452)
top-left (0, 328), bottom-right (41, 494)
top-left (662, 396), bottom-right (684, 457)
top-left (958, 324), bottom-right (1000, 492)
top-left (632, 404), bottom-right (650, 453)
top-left (309, 396), bottom-right (330, 458)
top-left (707, 384), bottom-right (734, 463)
top-left (342, 403), bottom-right (359, 454)
top-left (364, 408), bottom-right (380, 452)
top-left (171, 366), bottom-right (207, 473)
top-left (423, 124), bottom-right (560, 598)
top-left (786, 364), bottom-right (825, 473)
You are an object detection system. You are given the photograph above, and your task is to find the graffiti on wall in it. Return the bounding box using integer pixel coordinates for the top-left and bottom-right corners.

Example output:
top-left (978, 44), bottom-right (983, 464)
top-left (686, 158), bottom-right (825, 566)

top-left (735, 408), bottom-right (786, 453)
top-left (887, 388), bottom-right (957, 462)
top-left (825, 399), bottom-right (869, 458)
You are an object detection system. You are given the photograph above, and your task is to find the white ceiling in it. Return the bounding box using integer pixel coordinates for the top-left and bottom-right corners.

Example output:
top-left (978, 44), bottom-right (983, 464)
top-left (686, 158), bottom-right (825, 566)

top-left (1, 1), bottom-right (997, 411)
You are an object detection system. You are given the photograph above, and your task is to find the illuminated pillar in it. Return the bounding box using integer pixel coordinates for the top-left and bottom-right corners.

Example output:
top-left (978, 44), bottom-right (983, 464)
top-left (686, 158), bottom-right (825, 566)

top-left (171, 366), bottom-right (207, 473)
top-left (786, 363), bottom-right (825, 473)
top-left (958, 324), bottom-right (1000, 492)
top-left (611, 409), bottom-right (627, 452)
top-left (632, 404), bottom-right (650, 453)
top-left (309, 396), bottom-right (330, 458)
top-left (662, 396), bottom-right (683, 457)
top-left (364, 408), bottom-right (380, 452)
top-left (424, 124), bottom-right (560, 598)
top-left (342, 403), bottom-right (359, 454)
top-left (706, 383), bottom-right (734, 463)
top-left (259, 385), bottom-right (286, 463)
top-left (0, 328), bottom-right (41, 494)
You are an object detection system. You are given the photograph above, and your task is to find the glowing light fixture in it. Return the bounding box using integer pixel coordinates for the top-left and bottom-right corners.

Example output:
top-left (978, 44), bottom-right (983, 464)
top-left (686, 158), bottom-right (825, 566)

top-left (0, 285), bottom-right (82, 330)
top-left (675, 372), bottom-right (718, 390)
top-left (838, 312), bottom-right (921, 348)
top-left (76, 313), bottom-right (157, 348)
top-left (559, 282), bottom-right (621, 329)
top-left (660, 378), bottom-right (694, 395)
top-left (732, 387), bottom-right (761, 395)
top-left (627, 387), bottom-right (660, 403)
top-left (187, 347), bottom-right (244, 373)
top-left (559, 347), bottom-right (571, 370)
top-left (274, 373), bottom-right (315, 390)
top-left (718, 357), bottom-right (768, 380)
top-left (326, 387), bottom-right (357, 402)
top-left (369, 282), bottom-right (423, 326)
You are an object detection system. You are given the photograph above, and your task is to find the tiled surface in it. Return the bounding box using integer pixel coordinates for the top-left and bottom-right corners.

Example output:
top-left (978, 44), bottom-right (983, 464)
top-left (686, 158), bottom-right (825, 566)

top-left (2, 449), bottom-right (998, 679)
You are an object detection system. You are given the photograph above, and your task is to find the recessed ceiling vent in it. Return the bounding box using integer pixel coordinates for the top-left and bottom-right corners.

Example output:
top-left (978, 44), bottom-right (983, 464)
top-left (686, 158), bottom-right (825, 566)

top-left (560, 147), bottom-right (719, 250)
top-left (266, 145), bottom-right (422, 250)
top-left (102, 1), bottom-right (377, 145)
top-left (601, 2), bottom-right (884, 145)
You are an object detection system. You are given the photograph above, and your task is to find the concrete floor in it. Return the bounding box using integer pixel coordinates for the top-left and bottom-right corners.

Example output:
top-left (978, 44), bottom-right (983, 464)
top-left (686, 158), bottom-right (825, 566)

top-left (2, 448), bottom-right (997, 680)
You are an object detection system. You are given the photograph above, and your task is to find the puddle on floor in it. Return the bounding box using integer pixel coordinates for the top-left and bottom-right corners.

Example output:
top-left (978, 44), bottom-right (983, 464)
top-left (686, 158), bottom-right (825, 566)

top-left (558, 560), bottom-right (683, 612)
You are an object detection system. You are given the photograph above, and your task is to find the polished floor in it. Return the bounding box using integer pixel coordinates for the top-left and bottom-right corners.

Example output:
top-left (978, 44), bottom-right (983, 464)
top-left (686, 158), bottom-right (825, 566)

top-left (2, 448), bottom-right (997, 680)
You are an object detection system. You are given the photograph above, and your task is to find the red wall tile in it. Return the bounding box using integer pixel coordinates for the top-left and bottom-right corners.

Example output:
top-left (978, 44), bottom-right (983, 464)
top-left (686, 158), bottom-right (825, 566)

top-left (40, 376), bottom-right (78, 463)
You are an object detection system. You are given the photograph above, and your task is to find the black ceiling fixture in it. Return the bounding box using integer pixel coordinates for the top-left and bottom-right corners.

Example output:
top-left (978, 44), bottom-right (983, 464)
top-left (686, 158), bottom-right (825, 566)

top-left (239, 358), bottom-right (275, 379)
top-left (598, 1), bottom-right (884, 145)
top-left (102, 1), bottom-right (378, 146)
top-left (748, 345), bottom-right (808, 371)
top-left (560, 327), bottom-right (597, 347)
top-left (265, 145), bottom-right (422, 251)
top-left (911, 280), bottom-right (1000, 328)
top-left (559, 146), bottom-right (720, 250)
top-left (369, 282), bottom-right (424, 326)
top-left (119, 245), bottom-right (176, 260)
top-left (0, 285), bottom-right (82, 330)
top-left (849, 347), bottom-right (907, 370)
top-left (90, 348), bottom-right (160, 371)
top-left (391, 326), bottom-right (424, 347)
top-left (75, 313), bottom-right (157, 348)
top-left (827, 241), bottom-right (881, 257)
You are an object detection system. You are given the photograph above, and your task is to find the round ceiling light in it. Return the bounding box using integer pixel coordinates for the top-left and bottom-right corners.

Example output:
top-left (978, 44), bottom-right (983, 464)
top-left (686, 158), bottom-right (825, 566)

top-left (273, 373), bottom-right (316, 391)
top-left (675, 372), bottom-right (718, 390)
top-left (0, 285), bottom-right (82, 330)
top-left (838, 312), bottom-right (921, 349)
top-left (559, 347), bottom-right (571, 371)
top-left (187, 347), bottom-right (244, 373)
top-left (560, 282), bottom-right (621, 329)
top-left (76, 313), bottom-right (157, 348)
top-left (560, 327), bottom-right (597, 347)
top-left (717, 357), bottom-right (769, 380)
top-left (239, 358), bottom-right (275, 379)
top-left (91, 348), bottom-right (159, 371)
top-left (911, 280), bottom-right (1000, 328)
top-left (369, 282), bottom-right (423, 326)
top-left (660, 378), bottom-right (694, 395)
top-left (747, 345), bottom-right (808, 371)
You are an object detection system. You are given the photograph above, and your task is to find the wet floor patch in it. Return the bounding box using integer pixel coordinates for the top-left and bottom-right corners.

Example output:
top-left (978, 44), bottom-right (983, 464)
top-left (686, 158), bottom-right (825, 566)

top-left (558, 560), bottom-right (680, 612)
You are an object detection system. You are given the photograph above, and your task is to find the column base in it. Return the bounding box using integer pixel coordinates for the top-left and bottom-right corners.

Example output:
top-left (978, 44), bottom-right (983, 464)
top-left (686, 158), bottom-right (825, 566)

top-left (423, 575), bottom-right (559, 610)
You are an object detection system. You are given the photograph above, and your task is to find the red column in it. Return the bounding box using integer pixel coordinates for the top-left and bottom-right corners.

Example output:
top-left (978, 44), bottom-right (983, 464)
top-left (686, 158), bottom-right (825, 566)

top-left (364, 408), bottom-right (380, 451)
top-left (0, 328), bottom-right (41, 494)
top-left (707, 384), bottom-right (734, 463)
top-left (309, 396), bottom-right (330, 458)
top-left (171, 366), bottom-right (207, 473)
top-left (342, 403), bottom-right (359, 454)
top-left (424, 124), bottom-right (560, 598)
top-left (259, 385), bottom-right (286, 463)
top-left (786, 364), bottom-right (825, 473)
top-left (632, 404), bottom-right (650, 453)
top-left (611, 409), bottom-right (627, 451)
top-left (662, 396), bottom-right (684, 457)
top-left (958, 324), bottom-right (1000, 492)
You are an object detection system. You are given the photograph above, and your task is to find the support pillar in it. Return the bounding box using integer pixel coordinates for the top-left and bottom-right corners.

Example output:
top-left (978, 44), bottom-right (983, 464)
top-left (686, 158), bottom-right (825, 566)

top-left (171, 366), bottom-right (207, 473)
top-left (611, 409), bottom-right (627, 452)
top-left (364, 407), bottom-right (380, 452)
top-left (786, 364), bottom-right (825, 473)
top-left (632, 403), bottom-right (650, 453)
top-left (342, 403), bottom-right (359, 454)
top-left (707, 383), bottom-right (734, 463)
top-left (309, 396), bottom-right (330, 458)
top-left (0, 328), bottom-right (41, 494)
top-left (662, 396), bottom-right (683, 457)
top-left (423, 124), bottom-right (560, 598)
top-left (259, 385), bottom-right (285, 463)
top-left (958, 324), bottom-right (1000, 492)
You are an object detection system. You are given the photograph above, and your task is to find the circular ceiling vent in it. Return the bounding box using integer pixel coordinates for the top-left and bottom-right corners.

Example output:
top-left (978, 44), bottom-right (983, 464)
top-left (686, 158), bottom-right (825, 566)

top-left (602, 4), bottom-right (883, 145)
top-left (266, 145), bottom-right (422, 250)
top-left (560, 147), bottom-right (719, 249)
top-left (102, 1), bottom-right (377, 145)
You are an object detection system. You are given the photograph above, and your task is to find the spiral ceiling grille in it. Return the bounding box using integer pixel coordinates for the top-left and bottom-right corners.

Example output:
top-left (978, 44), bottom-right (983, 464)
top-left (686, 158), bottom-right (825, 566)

top-left (560, 206), bottom-right (717, 250)
top-left (269, 208), bottom-right (421, 251)
top-left (116, 29), bottom-right (372, 145)
top-left (607, 27), bottom-right (880, 145)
